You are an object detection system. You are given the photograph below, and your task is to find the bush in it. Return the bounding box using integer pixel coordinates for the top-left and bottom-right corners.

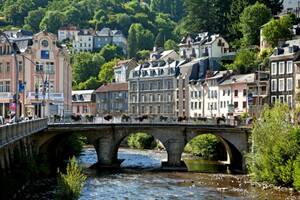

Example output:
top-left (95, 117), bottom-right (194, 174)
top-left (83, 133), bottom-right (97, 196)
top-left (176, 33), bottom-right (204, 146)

top-left (248, 103), bottom-right (300, 188)
top-left (184, 134), bottom-right (220, 160)
top-left (56, 157), bottom-right (87, 200)
top-left (127, 133), bottom-right (155, 149)
top-left (294, 155), bottom-right (300, 190)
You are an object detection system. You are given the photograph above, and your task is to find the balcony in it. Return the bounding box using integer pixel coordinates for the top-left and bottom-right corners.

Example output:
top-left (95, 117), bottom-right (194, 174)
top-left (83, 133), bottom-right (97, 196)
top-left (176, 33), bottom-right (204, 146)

top-left (0, 92), bottom-right (13, 99)
top-left (27, 92), bottom-right (64, 101)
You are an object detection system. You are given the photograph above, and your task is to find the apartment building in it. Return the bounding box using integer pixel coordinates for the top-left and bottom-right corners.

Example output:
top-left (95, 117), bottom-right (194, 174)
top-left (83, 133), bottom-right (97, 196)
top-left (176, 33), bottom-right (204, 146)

top-left (95, 83), bottom-right (128, 116)
top-left (270, 40), bottom-right (300, 108)
top-left (128, 60), bottom-right (177, 117)
top-left (0, 31), bottom-right (72, 119)
top-left (114, 59), bottom-right (138, 83)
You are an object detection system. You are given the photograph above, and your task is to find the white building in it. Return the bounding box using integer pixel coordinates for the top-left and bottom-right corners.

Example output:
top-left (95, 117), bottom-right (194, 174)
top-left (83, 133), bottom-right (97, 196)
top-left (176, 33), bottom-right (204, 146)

top-left (57, 26), bottom-right (80, 42)
top-left (178, 33), bottom-right (230, 60)
top-left (114, 59), bottom-right (138, 83)
top-left (72, 29), bottom-right (94, 52)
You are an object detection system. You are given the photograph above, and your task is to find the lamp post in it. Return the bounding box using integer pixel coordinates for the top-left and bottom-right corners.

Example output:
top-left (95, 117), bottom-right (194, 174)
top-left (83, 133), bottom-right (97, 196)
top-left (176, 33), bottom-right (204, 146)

top-left (0, 31), bottom-right (20, 122)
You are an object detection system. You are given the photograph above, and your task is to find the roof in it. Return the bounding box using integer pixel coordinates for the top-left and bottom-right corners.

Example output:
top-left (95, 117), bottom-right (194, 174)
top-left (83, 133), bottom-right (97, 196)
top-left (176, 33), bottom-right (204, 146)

top-left (95, 83), bottom-right (128, 93)
top-left (72, 90), bottom-right (94, 102)
top-left (115, 59), bottom-right (134, 68)
top-left (220, 74), bottom-right (255, 86)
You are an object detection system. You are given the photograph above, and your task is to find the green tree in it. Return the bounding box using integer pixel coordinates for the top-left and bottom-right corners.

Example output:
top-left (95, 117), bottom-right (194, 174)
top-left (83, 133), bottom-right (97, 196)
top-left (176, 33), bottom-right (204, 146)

top-left (39, 11), bottom-right (65, 33)
top-left (98, 61), bottom-right (116, 83)
top-left (164, 39), bottom-right (178, 51)
top-left (226, 48), bottom-right (258, 73)
top-left (72, 52), bottom-right (105, 84)
top-left (239, 2), bottom-right (272, 46)
top-left (64, 6), bottom-right (82, 27)
top-left (184, 0), bottom-right (231, 36)
top-left (136, 50), bottom-right (150, 60)
top-left (99, 44), bottom-right (124, 61)
top-left (154, 30), bottom-right (164, 48)
top-left (257, 0), bottom-right (283, 15)
top-left (249, 103), bottom-right (300, 187)
top-left (184, 134), bottom-right (221, 160)
top-left (77, 77), bottom-right (101, 90)
top-left (128, 24), bottom-right (139, 58)
top-left (262, 15), bottom-right (293, 48)
top-left (23, 7), bottom-right (45, 32)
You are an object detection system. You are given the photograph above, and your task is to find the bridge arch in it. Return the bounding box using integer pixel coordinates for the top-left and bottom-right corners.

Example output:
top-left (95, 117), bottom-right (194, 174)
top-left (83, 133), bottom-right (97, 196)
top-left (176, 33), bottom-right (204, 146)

top-left (185, 130), bottom-right (245, 172)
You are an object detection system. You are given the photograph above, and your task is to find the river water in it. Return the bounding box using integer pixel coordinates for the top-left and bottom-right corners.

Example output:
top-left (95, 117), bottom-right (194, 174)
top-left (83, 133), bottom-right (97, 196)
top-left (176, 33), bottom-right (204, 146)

top-left (20, 147), bottom-right (299, 200)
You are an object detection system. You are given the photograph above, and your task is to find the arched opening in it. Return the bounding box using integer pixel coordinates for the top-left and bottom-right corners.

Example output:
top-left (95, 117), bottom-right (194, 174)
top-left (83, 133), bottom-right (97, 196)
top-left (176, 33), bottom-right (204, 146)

top-left (115, 132), bottom-right (167, 169)
top-left (182, 133), bottom-right (232, 173)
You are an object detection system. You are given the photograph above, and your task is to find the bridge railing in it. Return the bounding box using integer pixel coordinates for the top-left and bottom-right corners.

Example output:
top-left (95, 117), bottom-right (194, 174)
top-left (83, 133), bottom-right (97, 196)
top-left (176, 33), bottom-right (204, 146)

top-left (0, 118), bottom-right (48, 148)
top-left (48, 116), bottom-right (249, 127)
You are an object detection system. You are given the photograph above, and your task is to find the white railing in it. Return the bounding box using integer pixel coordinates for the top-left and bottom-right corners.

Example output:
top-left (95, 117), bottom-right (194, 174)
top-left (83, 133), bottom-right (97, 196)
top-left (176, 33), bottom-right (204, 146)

top-left (0, 118), bottom-right (48, 147)
top-left (0, 92), bottom-right (13, 99)
top-left (27, 92), bottom-right (64, 101)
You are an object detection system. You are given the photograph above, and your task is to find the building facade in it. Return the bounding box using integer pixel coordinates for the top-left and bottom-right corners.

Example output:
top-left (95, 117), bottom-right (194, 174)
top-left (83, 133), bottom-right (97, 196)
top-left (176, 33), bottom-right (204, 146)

top-left (24, 31), bottom-right (72, 118)
top-left (128, 60), bottom-right (177, 117)
top-left (95, 83), bottom-right (128, 116)
top-left (270, 40), bottom-right (300, 108)
top-left (72, 29), bottom-right (94, 52)
top-left (114, 59), bottom-right (138, 83)
top-left (0, 31), bottom-right (72, 119)
top-left (72, 90), bottom-right (96, 116)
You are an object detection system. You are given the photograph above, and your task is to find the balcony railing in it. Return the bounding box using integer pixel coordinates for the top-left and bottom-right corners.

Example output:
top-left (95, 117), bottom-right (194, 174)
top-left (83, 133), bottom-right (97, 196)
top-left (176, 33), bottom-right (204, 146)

top-left (27, 92), bottom-right (64, 101)
top-left (0, 92), bottom-right (13, 99)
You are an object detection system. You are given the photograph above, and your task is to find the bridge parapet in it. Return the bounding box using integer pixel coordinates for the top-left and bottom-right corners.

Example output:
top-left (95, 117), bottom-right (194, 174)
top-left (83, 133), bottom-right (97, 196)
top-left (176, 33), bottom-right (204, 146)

top-left (0, 118), bottom-right (48, 148)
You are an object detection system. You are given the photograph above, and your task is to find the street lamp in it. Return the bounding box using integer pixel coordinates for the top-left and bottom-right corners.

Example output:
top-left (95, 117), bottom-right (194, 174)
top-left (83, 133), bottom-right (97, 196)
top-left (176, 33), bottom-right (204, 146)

top-left (0, 31), bottom-right (20, 122)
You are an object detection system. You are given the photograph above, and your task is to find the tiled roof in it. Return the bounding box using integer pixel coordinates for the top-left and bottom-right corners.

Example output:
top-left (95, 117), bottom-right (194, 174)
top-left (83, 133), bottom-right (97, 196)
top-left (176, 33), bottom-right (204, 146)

top-left (95, 83), bottom-right (128, 93)
top-left (220, 74), bottom-right (255, 85)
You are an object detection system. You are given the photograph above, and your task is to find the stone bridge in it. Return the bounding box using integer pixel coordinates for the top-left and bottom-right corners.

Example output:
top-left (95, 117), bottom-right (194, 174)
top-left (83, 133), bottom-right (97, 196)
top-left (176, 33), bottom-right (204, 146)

top-left (46, 123), bottom-right (251, 172)
top-left (0, 120), bottom-right (251, 172)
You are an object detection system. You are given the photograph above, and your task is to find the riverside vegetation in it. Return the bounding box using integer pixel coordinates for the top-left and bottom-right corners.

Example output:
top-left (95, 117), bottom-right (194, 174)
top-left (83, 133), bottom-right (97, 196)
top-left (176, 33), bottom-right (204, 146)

top-left (56, 157), bottom-right (87, 200)
top-left (248, 103), bottom-right (300, 191)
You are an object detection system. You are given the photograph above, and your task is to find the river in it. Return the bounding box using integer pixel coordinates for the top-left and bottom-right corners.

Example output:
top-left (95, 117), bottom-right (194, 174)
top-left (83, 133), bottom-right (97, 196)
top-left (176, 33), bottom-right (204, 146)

top-left (19, 147), bottom-right (299, 200)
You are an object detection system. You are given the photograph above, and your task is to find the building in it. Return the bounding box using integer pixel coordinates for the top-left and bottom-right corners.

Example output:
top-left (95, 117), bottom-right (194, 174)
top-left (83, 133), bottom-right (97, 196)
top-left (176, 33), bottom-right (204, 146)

top-left (94, 28), bottom-right (127, 54)
top-left (178, 33), bottom-right (231, 68)
top-left (114, 59), bottom-right (138, 83)
top-left (72, 90), bottom-right (96, 116)
top-left (95, 82), bottom-right (128, 116)
top-left (72, 29), bottom-right (94, 52)
top-left (0, 31), bottom-right (72, 119)
top-left (150, 48), bottom-right (180, 62)
top-left (24, 31), bottom-right (72, 118)
top-left (270, 39), bottom-right (300, 108)
top-left (219, 72), bottom-right (269, 118)
top-left (281, 0), bottom-right (300, 17)
top-left (128, 60), bottom-right (177, 117)
top-left (57, 26), bottom-right (80, 42)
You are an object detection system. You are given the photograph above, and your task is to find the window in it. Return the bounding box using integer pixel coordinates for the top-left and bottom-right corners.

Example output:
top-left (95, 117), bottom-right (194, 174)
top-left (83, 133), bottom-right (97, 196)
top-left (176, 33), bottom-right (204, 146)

top-left (279, 78), bottom-right (285, 91)
top-left (41, 40), bottom-right (49, 47)
top-left (158, 94), bottom-right (161, 102)
top-left (227, 89), bottom-right (230, 96)
top-left (141, 106), bottom-right (145, 114)
top-left (271, 96), bottom-right (276, 104)
top-left (195, 102), bottom-right (198, 109)
top-left (271, 62), bottom-right (277, 75)
top-left (220, 101), bottom-right (223, 108)
top-left (271, 79), bottom-right (277, 92)
top-left (195, 91), bottom-right (198, 98)
top-left (234, 90), bottom-right (238, 97)
top-left (149, 106), bottom-right (153, 114)
top-left (287, 78), bottom-right (293, 91)
top-left (149, 94), bottom-right (153, 102)
top-left (157, 106), bottom-right (161, 114)
top-left (287, 95), bottom-right (293, 107)
top-left (41, 50), bottom-right (49, 59)
top-left (279, 62), bottom-right (285, 74)
top-left (199, 102), bottom-right (202, 109)
top-left (243, 89), bottom-right (247, 96)
top-left (191, 91), bottom-right (194, 98)
top-left (287, 61), bottom-right (293, 74)
top-left (223, 90), bottom-right (226, 96)
top-left (279, 95), bottom-right (285, 103)
top-left (234, 102), bottom-right (238, 108)
top-left (83, 106), bottom-right (88, 113)
top-left (6, 62), bottom-right (10, 72)
top-left (199, 91), bottom-right (201, 98)
top-left (243, 101), bottom-right (247, 108)
top-left (191, 102), bottom-right (194, 109)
